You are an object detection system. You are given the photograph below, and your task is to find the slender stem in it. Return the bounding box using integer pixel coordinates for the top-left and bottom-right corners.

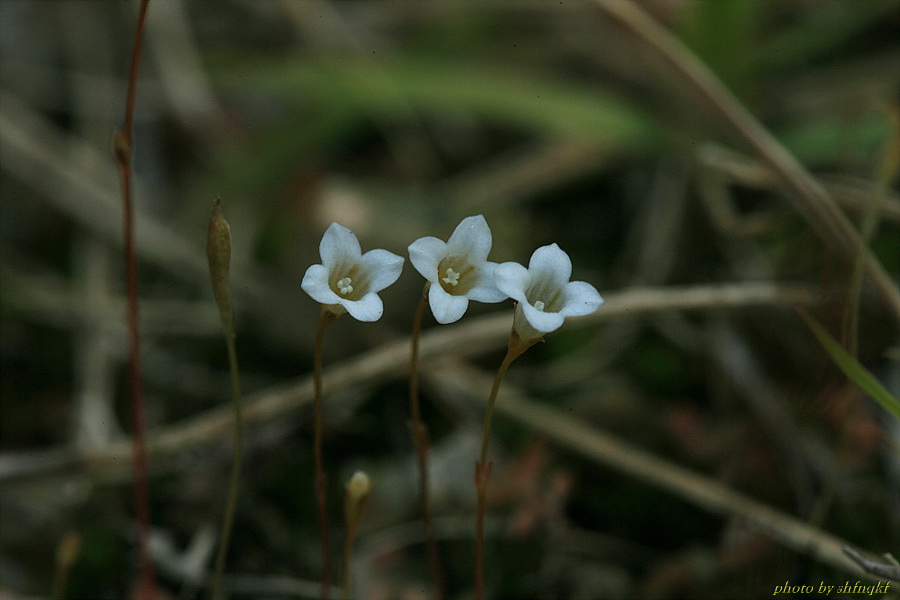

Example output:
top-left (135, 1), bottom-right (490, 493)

top-left (475, 334), bottom-right (533, 600)
top-left (341, 472), bottom-right (371, 600)
top-left (474, 460), bottom-right (492, 600)
top-left (114, 1), bottom-right (155, 598)
top-left (409, 288), bottom-right (428, 433)
top-left (51, 533), bottom-right (80, 600)
top-left (51, 565), bottom-right (68, 600)
top-left (842, 109), bottom-right (899, 356)
top-left (478, 351), bottom-right (516, 468)
top-left (211, 329), bottom-right (243, 600)
top-left (314, 309), bottom-right (337, 600)
top-left (340, 516), bottom-right (363, 600)
top-left (814, 115), bottom-right (899, 528)
top-left (341, 525), bottom-right (353, 600)
top-left (409, 285), bottom-right (446, 600)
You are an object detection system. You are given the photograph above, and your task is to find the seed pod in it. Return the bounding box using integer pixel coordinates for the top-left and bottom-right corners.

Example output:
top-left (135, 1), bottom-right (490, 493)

top-left (56, 531), bottom-right (82, 569)
top-left (344, 471), bottom-right (372, 535)
top-left (207, 198), bottom-right (233, 333)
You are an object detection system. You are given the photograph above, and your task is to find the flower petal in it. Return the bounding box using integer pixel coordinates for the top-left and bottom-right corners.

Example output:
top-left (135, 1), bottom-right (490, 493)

top-left (342, 292), bottom-right (384, 322)
top-left (493, 261), bottom-right (530, 303)
top-left (560, 281), bottom-right (604, 317)
top-left (301, 263), bottom-right (341, 305)
top-left (408, 236), bottom-right (446, 283)
top-left (429, 284), bottom-right (471, 324)
top-left (527, 243), bottom-right (571, 288)
top-left (446, 215), bottom-right (493, 263)
top-left (521, 301), bottom-right (565, 333)
top-left (360, 248), bottom-right (404, 293)
top-left (466, 262), bottom-right (509, 303)
top-left (320, 222), bottom-right (362, 268)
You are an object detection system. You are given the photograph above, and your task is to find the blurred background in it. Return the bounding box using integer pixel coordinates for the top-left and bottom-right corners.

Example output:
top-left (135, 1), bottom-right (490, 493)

top-left (1, 0), bottom-right (899, 598)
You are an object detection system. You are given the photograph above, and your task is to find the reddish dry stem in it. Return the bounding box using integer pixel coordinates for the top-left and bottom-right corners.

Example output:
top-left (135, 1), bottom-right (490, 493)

top-left (313, 310), bottom-right (337, 600)
top-left (116, 0), bottom-right (156, 598)
top-left (474, 461), bottom-right (492, 600)
top-left (412, 422), bottom-right (445, 600)
top-left (409, 291), bottom-right (446, 600)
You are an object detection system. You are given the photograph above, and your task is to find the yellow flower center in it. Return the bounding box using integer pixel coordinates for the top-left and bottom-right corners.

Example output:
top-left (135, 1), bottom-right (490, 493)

top-left (437, 255), bottom-right (476, 295)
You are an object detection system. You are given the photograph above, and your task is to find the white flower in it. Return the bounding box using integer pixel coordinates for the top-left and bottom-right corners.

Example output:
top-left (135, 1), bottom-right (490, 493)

top-left (408, 215), bottom-right (508, 324)
top-left (494, 243), bottom-right (603, 339)
top-left (302, 222), bottom-right (404, 322)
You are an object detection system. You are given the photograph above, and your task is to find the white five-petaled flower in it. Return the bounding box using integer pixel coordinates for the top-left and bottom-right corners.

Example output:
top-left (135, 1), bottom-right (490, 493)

top-left (408, 215), bottom-right (508, 324)
top-left (302, 222), bottom-right (404, 322)
top-left (494, 243), bottom-right (603, 340)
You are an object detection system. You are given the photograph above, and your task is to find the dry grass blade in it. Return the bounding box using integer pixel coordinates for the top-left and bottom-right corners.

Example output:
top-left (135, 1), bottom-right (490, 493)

top-left (0, 282), bottom-right (815, 487)
top-left (427, 360), bottom-right (885, 583)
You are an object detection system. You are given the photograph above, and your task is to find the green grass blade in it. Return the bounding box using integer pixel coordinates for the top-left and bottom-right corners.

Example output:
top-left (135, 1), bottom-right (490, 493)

top-left (214, 56), bottom-right (656, 148)
top-left (797, 307), bottom-right (900, 420)
top-left (755, 0), bottom-right (900, 73)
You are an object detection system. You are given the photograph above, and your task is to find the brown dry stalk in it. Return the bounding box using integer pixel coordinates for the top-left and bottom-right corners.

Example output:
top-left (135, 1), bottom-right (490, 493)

top-left (409, 290), bottom-right (446, 600)
top-left (313, 309), bottom-right (338, 600)
top-left (0, 282), bottom-right (815, 488)
top-left (429, 360), bottom-right (887, 583)
top-left (113, 0), bottom-right (156, 597)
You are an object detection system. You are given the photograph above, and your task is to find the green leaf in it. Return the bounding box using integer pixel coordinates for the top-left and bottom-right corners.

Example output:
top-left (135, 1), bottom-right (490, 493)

top-left (755, 0), bottom-right (900, 74)
top-left (778, 111), bottom-right (891, 166)
top-left (214, 56), bottom-right (656, 148)
top-left (678, 0), bottom-right (761, 97)
top-left (797, 307), bottom-right (900, 420)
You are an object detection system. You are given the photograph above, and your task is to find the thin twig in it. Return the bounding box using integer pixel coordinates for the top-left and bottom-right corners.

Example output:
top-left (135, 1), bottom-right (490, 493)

top-left (314, 309), bottom-right (338, 600)
top-left (429, 360), bottom-right (886, 583)
top-left (474, 341), bottom-right (525, 600)
top-left (409, 287), bottom-right (446, 600)
top-left (0, 282), bottom-right (817, 487)
top-left (591, 0), bottom-right (900, 322)
top-left (113, 0), bottom-right (156, 597)
top-left (843, 547), bottom-right (900, 583)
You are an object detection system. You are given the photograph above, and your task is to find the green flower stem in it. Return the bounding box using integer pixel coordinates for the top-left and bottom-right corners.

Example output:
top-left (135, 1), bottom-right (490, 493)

top-left (409, 283), bottom-right (445, 600)
top-left (340, 527), bottom-right (354, 600)
top-left (475, 331), bottom-right (535, 600)
top-left (314, 308), bottom-right (339, 600)
top-left (207, 199), bottom-right (243, 600)
top-left (341, 472), bottom-right (371, 600)
top-left (340, 504), bottom-right (362, 600)
top-left (843, 110), bottom-right (899, 355)
top-left (52, 533), bottom-right (80, 600)
top-left (211, 324), bottom-right (243, 600)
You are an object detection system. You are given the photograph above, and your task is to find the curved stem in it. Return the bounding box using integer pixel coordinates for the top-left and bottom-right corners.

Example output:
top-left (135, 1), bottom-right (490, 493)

top-left (475, 333), bottom-right (534, 600)
top-left (341, 525), bottom-right (353, 600)
top-left (314, 309), bottom-right (337, 600)
top-left (211, 330), bottom-right (243, 600)
top-left (409, 285), bottom-right (445, 600)
top-left (409, 290), bottom-right (427, 428)
top-left (474, 460), bottom-right (491, 600)
top-left (340, 515), bottom-right (362, 600)
top-left (478, 351), bottom-right (516, 468)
